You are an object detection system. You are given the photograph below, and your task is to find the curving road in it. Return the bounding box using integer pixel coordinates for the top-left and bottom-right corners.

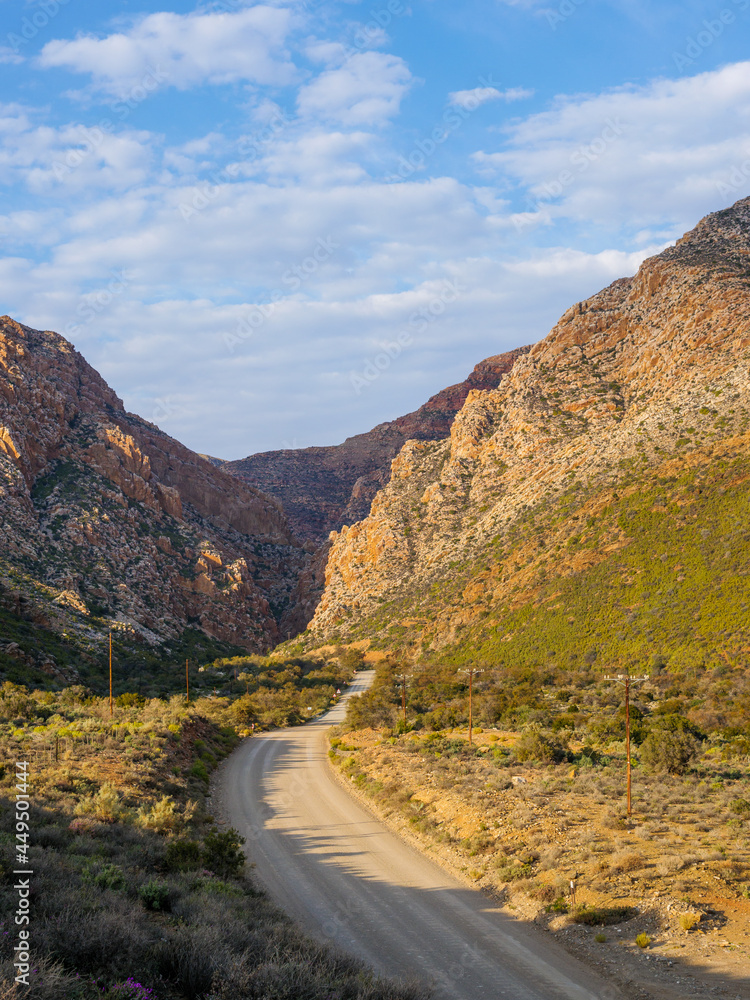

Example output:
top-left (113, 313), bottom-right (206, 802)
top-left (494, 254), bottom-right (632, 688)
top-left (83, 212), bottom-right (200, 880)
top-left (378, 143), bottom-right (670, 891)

top-left (214, 670), bottom-right (624, 1000)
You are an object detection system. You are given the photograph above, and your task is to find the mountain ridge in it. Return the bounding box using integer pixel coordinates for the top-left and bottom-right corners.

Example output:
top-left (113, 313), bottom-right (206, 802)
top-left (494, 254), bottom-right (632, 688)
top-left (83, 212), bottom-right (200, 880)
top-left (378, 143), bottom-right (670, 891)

top-left (221, 347), bottom-right (530, 544)
top-left (0, 315), bottom-right (302, 664)
top-left (300, 196), bottom-right (750, 667)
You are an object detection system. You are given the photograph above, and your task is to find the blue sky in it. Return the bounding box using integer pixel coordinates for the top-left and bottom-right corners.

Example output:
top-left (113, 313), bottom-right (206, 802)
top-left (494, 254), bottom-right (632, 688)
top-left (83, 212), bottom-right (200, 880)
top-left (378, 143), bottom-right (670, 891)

top-left (1, 0), bottom-right (749, 457)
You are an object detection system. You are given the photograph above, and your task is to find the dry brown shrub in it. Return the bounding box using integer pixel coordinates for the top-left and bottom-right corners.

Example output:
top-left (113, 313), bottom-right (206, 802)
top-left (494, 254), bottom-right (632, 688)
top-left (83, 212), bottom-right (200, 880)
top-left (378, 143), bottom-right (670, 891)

top-left (611, 851), bottom-right (646, 874)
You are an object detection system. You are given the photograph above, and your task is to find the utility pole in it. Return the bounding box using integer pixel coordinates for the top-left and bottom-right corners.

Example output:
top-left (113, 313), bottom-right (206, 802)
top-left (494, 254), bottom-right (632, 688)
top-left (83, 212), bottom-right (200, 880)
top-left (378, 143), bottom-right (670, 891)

top-left (394, 673), bottom-right (408, 727)
top-left (109, 632), bottom-right (113, 718)
top-left (605, 669), bottom-right (649, 817)
top-left (186, 658), bottom-right (190, 704)
top-left (458, 667), bottom-right (485, 744)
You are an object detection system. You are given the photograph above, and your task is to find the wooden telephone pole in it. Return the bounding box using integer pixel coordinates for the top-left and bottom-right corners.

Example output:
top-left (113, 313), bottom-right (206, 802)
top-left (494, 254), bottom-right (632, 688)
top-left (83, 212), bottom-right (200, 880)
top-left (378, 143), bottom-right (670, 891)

top-left (394, 673), bottom-right (408, 727)
top-left (458, 667), bottom-right (485, 744)
top-left (605, 669), bottom-right (649, 816)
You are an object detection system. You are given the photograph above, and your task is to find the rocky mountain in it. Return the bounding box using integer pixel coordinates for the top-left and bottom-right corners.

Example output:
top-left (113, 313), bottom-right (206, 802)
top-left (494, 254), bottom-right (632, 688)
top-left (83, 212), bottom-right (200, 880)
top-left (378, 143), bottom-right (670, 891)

top-left (0, 316), bottom-right (304, 665)
top-left (301, 198), bottom-right (750, 669)
top-left (222, 348), bottom-right (529, 544)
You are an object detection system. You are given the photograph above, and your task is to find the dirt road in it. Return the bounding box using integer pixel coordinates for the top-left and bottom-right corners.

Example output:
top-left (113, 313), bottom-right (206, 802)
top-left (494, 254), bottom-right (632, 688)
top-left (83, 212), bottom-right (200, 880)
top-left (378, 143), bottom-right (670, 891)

top-left (214, 670), bottom-right (624, 1000)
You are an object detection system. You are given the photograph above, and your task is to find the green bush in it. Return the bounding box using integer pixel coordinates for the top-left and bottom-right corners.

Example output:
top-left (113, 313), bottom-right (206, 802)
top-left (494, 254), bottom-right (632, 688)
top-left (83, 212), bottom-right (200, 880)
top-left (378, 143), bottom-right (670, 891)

top-left (165, 838), bottom-right (202, 872)
top-left (513, 728), bottom-right (567, 764)
top-left (86, 863), bottom-right (126, 891)
top-left (640, 728), bottom-right (700, 774)
top-left (189, 760), bottom-right (209, 782)
top-left (201, 828), bottom-right (245, 879)
top-left (139, 878), bottom-right (171, 911)
top-left (573, 905), bottom-right (636, 926)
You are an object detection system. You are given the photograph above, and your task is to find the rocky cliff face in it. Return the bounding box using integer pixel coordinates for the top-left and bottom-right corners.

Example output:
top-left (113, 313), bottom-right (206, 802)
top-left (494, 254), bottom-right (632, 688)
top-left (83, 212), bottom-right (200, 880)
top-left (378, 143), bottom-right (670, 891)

top-left (305, 198), bottom-right (750, 653)
top-left (223, 348), bottom-right (529, 544)
top-left (0, 317), bottom-right (303, 653)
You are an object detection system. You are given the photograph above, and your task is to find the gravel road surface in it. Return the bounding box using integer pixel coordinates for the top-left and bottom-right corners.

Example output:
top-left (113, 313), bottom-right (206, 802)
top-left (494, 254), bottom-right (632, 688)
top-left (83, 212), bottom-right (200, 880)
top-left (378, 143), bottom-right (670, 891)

top-left (215, 670), bottom-right (624, 1000)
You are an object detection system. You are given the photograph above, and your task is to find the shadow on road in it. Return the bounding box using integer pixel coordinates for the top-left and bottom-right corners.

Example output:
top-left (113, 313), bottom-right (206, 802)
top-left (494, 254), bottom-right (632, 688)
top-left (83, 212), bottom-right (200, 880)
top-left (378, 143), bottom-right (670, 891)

top-left (223, 703), bottom-right (750, 1000)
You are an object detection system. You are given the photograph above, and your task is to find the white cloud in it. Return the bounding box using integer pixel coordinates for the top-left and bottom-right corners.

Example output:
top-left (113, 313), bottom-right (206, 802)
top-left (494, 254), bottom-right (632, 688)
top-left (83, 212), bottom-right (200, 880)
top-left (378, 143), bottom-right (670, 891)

top-left (251, 130), bottom-right (376, 183)
top-left (6, 51), bottom-right (750, 457)
top-left (448, 86), bottom-right (534, 109)
top-left (0, 148), bottom-right (663, 456)
top-left (0, 110), bottom-right (154, 193)
top-left (473, 61), bottom-right (750, 232)
top-left (0, 46), bottom-right (23, 65)
top-left (37, 7), bottom-right (296, 95)
top-left (297, 51), bottom-right (412, 125)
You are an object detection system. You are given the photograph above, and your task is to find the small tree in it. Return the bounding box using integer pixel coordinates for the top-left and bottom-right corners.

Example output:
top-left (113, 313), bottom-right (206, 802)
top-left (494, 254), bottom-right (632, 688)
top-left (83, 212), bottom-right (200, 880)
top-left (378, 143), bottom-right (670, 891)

top-left (640, 728), bottom-right (699, 775)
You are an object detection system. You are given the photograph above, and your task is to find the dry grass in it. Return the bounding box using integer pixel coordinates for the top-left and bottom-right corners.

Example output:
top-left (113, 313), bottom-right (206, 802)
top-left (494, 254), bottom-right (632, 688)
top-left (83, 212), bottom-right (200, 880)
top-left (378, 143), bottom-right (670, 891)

top-left (0, 686), bottom-right (432, 1000)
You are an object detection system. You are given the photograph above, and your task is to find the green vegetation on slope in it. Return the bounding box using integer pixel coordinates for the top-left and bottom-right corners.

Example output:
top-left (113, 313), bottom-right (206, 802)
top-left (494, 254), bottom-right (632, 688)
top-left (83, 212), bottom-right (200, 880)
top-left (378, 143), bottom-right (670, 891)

top-left (0, 675), bottom-right (427, 1000)
top-left (324, 442), bottom-right (750, 714)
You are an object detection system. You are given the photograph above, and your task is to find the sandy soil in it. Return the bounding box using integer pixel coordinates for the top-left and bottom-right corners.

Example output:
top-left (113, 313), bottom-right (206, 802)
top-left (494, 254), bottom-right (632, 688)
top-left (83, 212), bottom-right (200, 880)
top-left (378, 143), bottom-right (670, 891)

top-left (330, 726), bottom-right (750, 1000)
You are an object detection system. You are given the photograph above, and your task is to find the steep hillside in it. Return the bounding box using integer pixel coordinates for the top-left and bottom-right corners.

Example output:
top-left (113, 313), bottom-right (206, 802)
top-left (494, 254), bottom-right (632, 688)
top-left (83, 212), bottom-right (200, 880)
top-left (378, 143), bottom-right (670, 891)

top-left (302, 197), bottom-right (750, 671)
top-left (0, 316), bottom-right (304, 672)
top-left (223, 348), bottom-right (529, 543)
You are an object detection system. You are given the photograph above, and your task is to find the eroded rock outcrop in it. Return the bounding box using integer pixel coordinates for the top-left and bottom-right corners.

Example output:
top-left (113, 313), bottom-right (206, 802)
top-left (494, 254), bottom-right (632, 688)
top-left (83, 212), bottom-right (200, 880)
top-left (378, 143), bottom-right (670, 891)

top-left (0, 317), bottom-right (302, 651)
top-left (307, 198), bottom-right (750, 646)
top-left (223, 348), bottom-right (529, 543)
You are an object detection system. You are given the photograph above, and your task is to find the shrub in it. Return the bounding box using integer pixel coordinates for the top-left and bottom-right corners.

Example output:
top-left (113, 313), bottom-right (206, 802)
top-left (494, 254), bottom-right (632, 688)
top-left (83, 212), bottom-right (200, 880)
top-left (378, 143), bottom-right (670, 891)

top-left (137, 797), bottom-right (179, 834)
top-left (201, 828), bottom-right (245, 879)
top-left (496, 862), bottom-right (533, 882)
top-left (513, 728), bottom-right (567, 764)
top-left (139, 879), bottom-right (171, 911)
top-left (573, 906), bottom-right (636, 926)
top-left (640, 729), bottom-right (699, 774)
top-left (730, 798), bottom-right (750, 815)
top-left (165, 839), bottom-right (202, 873)
top-left (679, 913), bottom-right (699, 931)
top-left (189, 761), bottom-right (209, 782)
top-left (102, 978), bottom-right (157, 999)
top-left (635, 933), bottom-right (651, 949)
top-left (532, 884), bottom-right (556, 902)
top-left (115, 693), bottom-right (146, 709)
top-left (86, 863), bottom-right (126, 891)
top-left (611, 851), bottom-right (645, 874)
top-left (75, 783), bottom-right (129, 823)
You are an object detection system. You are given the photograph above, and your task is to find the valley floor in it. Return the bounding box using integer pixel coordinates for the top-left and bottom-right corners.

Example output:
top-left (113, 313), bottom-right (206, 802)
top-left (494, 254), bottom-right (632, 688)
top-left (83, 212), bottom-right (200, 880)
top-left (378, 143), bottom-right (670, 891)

top-left (328, 726), bottom-right (750, 1000)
